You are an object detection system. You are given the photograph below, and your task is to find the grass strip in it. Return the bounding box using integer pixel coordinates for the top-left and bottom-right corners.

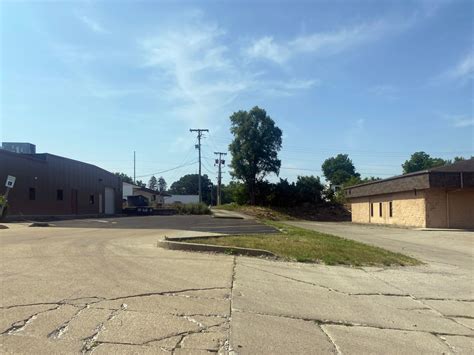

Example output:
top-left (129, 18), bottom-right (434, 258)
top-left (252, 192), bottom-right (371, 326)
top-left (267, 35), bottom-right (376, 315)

top-left (186, 221), bottom-right (421, 266)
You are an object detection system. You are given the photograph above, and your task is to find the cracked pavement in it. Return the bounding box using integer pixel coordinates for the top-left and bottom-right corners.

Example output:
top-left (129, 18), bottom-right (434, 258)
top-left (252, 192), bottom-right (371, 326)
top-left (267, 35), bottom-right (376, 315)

top-left (1, 220), bottom-right (473, 354)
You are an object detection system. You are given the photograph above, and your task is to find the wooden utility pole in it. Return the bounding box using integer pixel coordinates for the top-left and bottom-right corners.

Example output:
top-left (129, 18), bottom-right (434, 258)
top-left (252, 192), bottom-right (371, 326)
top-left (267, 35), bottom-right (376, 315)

top-left (190, 129), bottom-right (209, 203)
top-left (214, 152), bottom-right (227, 205)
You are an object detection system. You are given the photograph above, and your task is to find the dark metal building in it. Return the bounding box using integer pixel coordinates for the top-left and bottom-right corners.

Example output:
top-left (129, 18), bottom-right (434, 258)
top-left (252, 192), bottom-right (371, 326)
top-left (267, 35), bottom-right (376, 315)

top-left (0, 149), bottom-right (122, 218)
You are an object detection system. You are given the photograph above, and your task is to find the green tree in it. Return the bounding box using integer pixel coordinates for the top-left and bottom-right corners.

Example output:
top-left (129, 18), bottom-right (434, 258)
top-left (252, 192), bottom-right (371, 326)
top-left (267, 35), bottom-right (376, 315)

top-left (295, 175), bottom-right (324, 205)
top-left (115, 172), bottom-right (134, 184)
top-left (135, 180), bottom-right (146, 188)
top-left (169, 174), bottom-right (213, 205)
top-left (158, 176), bottom-right (167, 192)
top-left (229, 106), bottom-right (283, 205)
top-left (402, 152), bottom-right (447, 174)
top-left (322, 154), bottom-right (360, 186)
top-left (148, 176), bottom-right (158, 191)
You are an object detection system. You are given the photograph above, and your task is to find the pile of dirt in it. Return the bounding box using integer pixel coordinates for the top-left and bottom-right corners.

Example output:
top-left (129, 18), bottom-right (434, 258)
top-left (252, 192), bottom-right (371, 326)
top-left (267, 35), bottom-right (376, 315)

top-left (229, 204), bottom-right (350, 222)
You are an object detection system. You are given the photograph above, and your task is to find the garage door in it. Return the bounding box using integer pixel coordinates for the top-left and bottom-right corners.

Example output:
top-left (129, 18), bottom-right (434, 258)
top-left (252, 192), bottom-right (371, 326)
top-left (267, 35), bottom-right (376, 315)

top-left (104, 187), bottom-right (115, 215)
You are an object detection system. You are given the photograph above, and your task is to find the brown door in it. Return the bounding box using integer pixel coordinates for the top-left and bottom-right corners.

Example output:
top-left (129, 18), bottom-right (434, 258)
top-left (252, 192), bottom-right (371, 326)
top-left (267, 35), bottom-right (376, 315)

top-left (71, 189), bottom-right (78, 214)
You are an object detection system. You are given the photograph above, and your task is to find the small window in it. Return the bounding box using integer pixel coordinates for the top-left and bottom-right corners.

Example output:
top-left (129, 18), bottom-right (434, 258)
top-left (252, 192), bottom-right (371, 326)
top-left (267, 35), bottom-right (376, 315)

top-left (389, 201), bottom-right (393, 217)
top-left (379, 202), bottom-right (383, 217)
top-left (57, 189), bottom-right (63, 201)
top-left (370, 203), bottom-right (374, 217)
top-left (89, 195), bottom-right (95, 204)
top-left (29, 188), bottom-right (36, 200)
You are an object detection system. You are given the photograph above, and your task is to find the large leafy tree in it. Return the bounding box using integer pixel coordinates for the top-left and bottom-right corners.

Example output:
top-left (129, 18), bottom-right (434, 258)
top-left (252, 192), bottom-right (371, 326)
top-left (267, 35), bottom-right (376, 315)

top-left (402, 152), bottom-right (447, 174)
top-left (169, 174), bottom-right (213, 204)
top-left (322, 154), bottom-right (360, 186)
top-left (229, 106), bottom-right (283, 205)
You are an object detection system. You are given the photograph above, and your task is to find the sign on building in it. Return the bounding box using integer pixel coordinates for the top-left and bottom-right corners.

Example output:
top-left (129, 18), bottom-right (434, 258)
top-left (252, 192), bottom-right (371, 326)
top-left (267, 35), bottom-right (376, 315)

top-left (5, 175), bottom-right (16, 188)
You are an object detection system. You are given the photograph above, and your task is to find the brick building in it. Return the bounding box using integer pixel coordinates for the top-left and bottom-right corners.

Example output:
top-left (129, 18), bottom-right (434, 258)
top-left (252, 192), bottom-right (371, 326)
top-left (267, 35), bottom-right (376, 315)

top-left (344, 158), bottom-right (474, 229)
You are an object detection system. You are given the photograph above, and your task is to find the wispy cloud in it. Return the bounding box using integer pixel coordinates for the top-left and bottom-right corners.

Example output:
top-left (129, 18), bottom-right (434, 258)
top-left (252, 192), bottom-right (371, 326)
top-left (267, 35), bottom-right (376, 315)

top-left (140, 20), bottom-right (316, 126)
top-left (244, 19), bottom-right (412, 65)
top-left (441, 113), bottom-right (474, 128)
top-left (442, 51), bottom-right (474, 83)
top-left (368, 84), bottom-right (399, 101)
top-left (77, 14), bottom-right (107, 34)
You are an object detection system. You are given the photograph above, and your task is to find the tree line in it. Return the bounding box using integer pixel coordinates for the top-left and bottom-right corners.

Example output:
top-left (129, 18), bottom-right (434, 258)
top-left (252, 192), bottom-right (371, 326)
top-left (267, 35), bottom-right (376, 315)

top-left (116, 106), bottom-right (471, 207)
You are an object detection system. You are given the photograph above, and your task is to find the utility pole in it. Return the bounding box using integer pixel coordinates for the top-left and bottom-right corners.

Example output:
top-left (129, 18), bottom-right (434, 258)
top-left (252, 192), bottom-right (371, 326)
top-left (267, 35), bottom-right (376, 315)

top-left (214, 152), bottom-right (227, 206)
top-left (133, 151), bottom-right (136, 184)
top-left (190, 129), bottom-right (209, 203)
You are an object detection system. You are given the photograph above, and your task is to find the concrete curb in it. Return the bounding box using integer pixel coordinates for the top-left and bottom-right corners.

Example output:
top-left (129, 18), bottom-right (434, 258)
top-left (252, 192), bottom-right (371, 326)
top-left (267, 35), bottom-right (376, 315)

top-left (211, 214), bottom-right (244, 220)
top-left (29, 222), bottom-right (52, 227)
top-left (158, 237), bottom-right (276, 257)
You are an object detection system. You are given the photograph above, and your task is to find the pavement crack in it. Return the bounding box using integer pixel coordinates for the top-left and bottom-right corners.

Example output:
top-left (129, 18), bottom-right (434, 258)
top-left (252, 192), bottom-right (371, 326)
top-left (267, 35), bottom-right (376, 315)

top-left (107, 287), bottom-right (228, 302)
top-left (232, 308), bottom-right (474, 338)
top-left (240, 263), bottom-right (413, 298)
top-left (228, 256), bottom-right (237, 354)
top-left (81, 304), bottom-right (127, 354)
top-left (48, 305), bottom-right (88, 339)
top-left (1, 304), bottom-right (61, 335)
top-left (319, 324), bottom-right (342, 354)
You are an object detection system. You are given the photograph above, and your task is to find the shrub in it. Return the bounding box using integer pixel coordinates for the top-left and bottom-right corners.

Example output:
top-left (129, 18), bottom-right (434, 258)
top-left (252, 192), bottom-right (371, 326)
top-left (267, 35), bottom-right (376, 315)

top-left (173, 203), bottom-right (211, 215)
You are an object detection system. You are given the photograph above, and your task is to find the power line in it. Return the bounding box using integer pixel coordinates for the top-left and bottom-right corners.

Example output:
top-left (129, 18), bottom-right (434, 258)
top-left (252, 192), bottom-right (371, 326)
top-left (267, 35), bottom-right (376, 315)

top-left (135, 160), bottom-right (198, 179)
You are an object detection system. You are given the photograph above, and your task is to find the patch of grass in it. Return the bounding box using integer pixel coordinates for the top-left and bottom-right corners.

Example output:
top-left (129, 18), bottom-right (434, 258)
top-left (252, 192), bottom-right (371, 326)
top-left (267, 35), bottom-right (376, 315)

top-left (187, 221), bottom-right (421, 266)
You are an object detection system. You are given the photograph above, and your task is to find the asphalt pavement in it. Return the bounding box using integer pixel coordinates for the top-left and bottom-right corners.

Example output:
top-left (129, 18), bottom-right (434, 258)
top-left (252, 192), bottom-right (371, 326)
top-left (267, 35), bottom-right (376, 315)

top-left (51, 215), bottom-right (277, 235)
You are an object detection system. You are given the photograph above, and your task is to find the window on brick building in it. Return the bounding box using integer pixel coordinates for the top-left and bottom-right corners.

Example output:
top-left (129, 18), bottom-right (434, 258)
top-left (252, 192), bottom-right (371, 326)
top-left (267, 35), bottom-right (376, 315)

top-left (379, 202), bottom-right (383, 217)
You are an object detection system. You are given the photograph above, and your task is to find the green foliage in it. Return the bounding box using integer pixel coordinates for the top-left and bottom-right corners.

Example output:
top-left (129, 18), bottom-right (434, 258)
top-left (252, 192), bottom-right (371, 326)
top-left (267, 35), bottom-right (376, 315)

top-left (169, 174), bottom-right (213, 205)
top-left (402, 152), bottom-right (447, 174)
top-left (0, 195), bottom-right (7, 219)
top-left (229, 106), bottom-right (283, 204)
top-left (135, 180), bottom-right (146, 188)
top-left (221, 181), bottom-right (248, 205)
top-left (158, 176), bottom-right (167, 192)
top-left (173, 203), bottom-right (211, 215)
top-left (322, 154), bottom-right (360, 186)
top-left (295, 175), bottom-right (324, 205)
top-left (148, 176), bottom-right (158, 191)
top-left (115, 172), bottom-right (134, 184)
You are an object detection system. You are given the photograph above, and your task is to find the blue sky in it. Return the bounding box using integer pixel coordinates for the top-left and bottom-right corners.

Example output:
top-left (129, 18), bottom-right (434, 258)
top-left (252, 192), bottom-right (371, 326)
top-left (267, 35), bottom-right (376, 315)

top-left (1, 0), bottom-right (473, 186)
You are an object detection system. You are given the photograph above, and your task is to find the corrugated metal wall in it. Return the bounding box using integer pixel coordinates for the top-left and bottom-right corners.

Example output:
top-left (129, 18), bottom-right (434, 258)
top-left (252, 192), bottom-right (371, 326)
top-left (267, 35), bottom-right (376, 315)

top-left (0, 150), bottom-right (122, 216)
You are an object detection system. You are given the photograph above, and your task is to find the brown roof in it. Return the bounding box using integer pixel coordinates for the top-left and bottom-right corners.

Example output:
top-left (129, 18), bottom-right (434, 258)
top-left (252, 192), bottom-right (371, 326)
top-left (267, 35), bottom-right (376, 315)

top-left (345, 158), bottom-right (474, 198)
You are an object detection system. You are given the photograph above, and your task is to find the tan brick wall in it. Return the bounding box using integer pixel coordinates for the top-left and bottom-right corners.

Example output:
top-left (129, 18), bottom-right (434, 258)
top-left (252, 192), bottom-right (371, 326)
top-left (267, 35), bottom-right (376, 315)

top-left (424, 189), bottom-right (448, 228)
top-left (350, 199), bottom-right (371, 223)
top-left (350, 190), bottom-right (426, 228)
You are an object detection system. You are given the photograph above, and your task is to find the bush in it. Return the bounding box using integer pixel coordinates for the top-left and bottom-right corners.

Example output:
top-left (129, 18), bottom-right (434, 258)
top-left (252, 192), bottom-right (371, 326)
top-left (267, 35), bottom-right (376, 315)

top-left (0, 195), bottom-right (7, 220)
top-left (173, 203), bottom-right (211, 215)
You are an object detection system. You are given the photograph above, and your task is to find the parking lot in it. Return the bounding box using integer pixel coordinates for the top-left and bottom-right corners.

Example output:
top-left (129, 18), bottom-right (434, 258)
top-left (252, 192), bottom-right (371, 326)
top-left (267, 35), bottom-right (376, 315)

top-left (0, 217), bottom-right (473, 354)
top-left (51, 215), bottom-right (277, 235)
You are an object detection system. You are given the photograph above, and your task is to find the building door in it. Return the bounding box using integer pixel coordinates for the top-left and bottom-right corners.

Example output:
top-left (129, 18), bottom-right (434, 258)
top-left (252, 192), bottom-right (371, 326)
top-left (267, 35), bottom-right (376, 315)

top-left (71, 189), bottom-right (78, 214)
top-left (104, 187), bottom-right (115, 214)
top-left (99, 193), bottom-right (103, 214)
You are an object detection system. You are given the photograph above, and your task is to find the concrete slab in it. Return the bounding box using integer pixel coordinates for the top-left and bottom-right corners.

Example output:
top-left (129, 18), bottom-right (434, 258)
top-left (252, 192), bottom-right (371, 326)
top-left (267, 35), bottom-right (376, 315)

top-left (1, 218), bottom-right (472, 354)
top-left (322, 324), bottom-right (452, 354)
top-left (443, 335), bottom-right (474, 354)
top-left (96, 312), bottom-right (201, 345)
top-left (231, 311), bottom-right (335, 354)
